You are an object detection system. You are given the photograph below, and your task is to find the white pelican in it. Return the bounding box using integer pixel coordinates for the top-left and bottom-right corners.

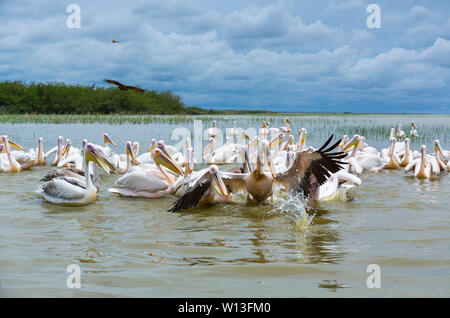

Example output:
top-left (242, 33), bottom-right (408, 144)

top-left (399, 138), bottom-right (412, 167)
top-left (94, 133), bottom-right (116, 157)
top-left (0, 136), bottom-right (25, 173)
top-left (230, 121), bottom-right (239, 140)
top-left (294, 128), bottom-right (307, 152)
top-left (405, 145), bottom-right (439, 179)
top-left (115, 141), bottom-right (141, 174)
top-left (315, 170), bottom-right (362, 202)
top-left (36, 137), bottom-right (47, 166)
top-left (57, 139), bottom-right (86, 170)
top-left (410, 121), bottom-right (418, 138)
top-left (389, 128), bottom-right (395, 141)
top-left (343, 135), bottom-right (383, 172)
top-left (431, 140), bottom-right (447, 172)
top-left (280, 118), bottom-right (293, 134)
top-left (36, 143), bottom-right (118, 205)
top-left (168, 165), bottom-right (230, 212)
top-left (358, 136), bottom-right (378, 155)
top-left (108, 149), bottom-right (184, 198)
top-left (207, 120), bottom-right (218, 138)
top-left (136, 139), bottom-right (156, 164)
top-left (51, 136), bottom-right (64, 166)
top-left (396, 124), bottom-right (405, 139)
top-left (202, 137), bottom-right (239, 164)
top-left (259, 121), bottom-right (269, 139)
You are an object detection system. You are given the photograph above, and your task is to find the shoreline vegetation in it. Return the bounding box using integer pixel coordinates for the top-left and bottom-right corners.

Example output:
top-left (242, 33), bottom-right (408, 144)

top-left (0, 82), bottom-right (446, 123)
top-left (0, 81), bottom-right (273, 116)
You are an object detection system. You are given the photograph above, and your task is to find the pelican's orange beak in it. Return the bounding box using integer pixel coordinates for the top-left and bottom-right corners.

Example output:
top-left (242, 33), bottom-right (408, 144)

top-left (6, 139), bottom-right (25, 151)
top-left (153, 149), bottom-right (184, 176)
top-left (85, 143), bottom-right (118, 174)
top-left (103, 133), bottom-right (116, 146)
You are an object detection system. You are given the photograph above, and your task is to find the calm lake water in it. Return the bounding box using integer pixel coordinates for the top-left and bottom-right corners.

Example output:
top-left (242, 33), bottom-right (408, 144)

top-left (0, 114), bottom-right (449, 297)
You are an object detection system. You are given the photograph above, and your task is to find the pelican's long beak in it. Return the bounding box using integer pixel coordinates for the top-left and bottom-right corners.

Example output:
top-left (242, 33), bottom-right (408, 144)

top-left (286, 118), bottom-right (293, 126)
top-left (297, 129), bottom-right (306, 148)
top-left (103, 134), bottom-right (116, 147)
top-left (6, 139), bottom-right (25, 151)
top-left (184, 148), bottom-right (195, 174)
top-left (343, 137), bottom-right (359, 151)
top-left (126, 142), bottom-right (141, 165)
top-left (241, 131), bottom-right (250, 144)
top-left (157, 142), bottom-right (171, 158)
top-left (85, 144), bottom-right (118, 174)
top-left (147, 139), bottom-right (156, 153)
top-left (411, 122), bottom-right (417, 129)
top-left (202, 141), bottom-right (214, 157)
top-left (62, 140), bottom-right (71, 157)
top-left (243, 146), bottom-right (253, 172)
top-left (211, 169), bottom-right (229, 198)
top-left (247, 136), bottom-right (259, 148)
top-left (435, 141), bottom-right (446, 159)
top-left (269, 133), bottom-right (284, 150)
top-left (153, 149), bottom-right (184, 176)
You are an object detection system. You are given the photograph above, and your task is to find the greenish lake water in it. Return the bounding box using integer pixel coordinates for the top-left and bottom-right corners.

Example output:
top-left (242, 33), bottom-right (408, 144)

top-left (0, 114), bottom-right (449, 297)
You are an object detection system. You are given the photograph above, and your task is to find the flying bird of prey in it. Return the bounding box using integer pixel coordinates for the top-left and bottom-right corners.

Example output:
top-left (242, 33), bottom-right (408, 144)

top-left (104, 79), bottom-right (145, 93)
top-left (111, 40), bottom-right (120, 44)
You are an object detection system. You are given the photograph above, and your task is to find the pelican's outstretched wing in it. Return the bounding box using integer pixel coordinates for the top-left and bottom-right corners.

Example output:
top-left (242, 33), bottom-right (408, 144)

top-left (168, 177), bottom-right (211, 212)
top-left (220, 172), bottom-right (248, 194)
top-left (276, 134), bottom-right (348, 198)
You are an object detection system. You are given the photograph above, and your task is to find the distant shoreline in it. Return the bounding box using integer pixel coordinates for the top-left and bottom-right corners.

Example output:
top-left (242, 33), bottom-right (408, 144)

top-left (1, 81), bottom-right (448, 116)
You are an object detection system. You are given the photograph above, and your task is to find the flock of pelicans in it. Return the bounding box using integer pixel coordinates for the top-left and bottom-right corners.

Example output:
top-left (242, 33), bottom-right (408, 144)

top-left (0, 119), bottom-right (448, 212)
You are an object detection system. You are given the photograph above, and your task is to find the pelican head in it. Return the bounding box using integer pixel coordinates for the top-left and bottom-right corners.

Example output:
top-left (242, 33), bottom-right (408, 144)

top-left (62, 139), bottom-right (71, 157)
top-left (212, 120), bottom-right (216, 128)
top-left (132, 141), bottom-right (139, 156)
top-left (147, 139), bottom-right (156, 153)
top-left (297, 128), bottom-right (307, 149)
top-left (344, 135), bottom-right (360, 151)
top-left (103, 133), bottom-right (116, 147)
top-left (152, 148), bottom-right (184, 176)
top-left (434, 140), bottom-right (446, 159)
top-left (126, 141), bottom-right (140, 165)
top-left (209, 165), bottom-right (229, 198)
top-left (1, 135), bottom-right (24, 151)
top-left (85, 143), bottom-right (118, 174)
top-left (389, 128), bottom-right (395, 141)
top-left (156, 140), bottom-right (171, 158)
top-left (241, 131), bottom-right (250, 144)
top-left (411, 121), bottom-right (417, 129)
top-left (285, 118), bottom-right (293, 126)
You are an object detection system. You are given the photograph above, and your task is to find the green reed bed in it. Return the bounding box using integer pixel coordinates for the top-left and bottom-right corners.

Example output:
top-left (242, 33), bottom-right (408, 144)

top-left (0, 114), bottom-right (447, 146)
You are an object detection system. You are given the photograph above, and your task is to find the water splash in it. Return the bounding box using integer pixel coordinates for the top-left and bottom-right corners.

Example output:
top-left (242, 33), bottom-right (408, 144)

top-left (270, 194), bottom-right (315, 232)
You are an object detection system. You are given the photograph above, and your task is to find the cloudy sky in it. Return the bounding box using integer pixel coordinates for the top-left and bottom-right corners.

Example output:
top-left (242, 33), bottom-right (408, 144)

top-left (1, 0), bottom-right (450, 113)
